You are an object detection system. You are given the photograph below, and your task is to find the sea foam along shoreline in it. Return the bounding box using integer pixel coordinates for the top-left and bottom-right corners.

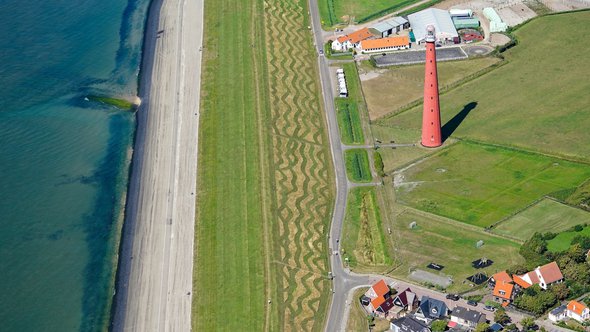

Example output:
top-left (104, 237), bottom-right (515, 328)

top-left (110, 0), bottom-right (204, 330)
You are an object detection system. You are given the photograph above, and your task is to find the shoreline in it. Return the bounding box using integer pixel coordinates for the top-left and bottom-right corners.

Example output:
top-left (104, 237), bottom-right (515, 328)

top-left (111, 0), bottom-right (204, 329)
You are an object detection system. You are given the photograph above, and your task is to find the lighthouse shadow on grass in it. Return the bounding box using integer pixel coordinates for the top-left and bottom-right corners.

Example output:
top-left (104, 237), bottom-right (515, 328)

top-left (441, 102), bottom-right (477, 142)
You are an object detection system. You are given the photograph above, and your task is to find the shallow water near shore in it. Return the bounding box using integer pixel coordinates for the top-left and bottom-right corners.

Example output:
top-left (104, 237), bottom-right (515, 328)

top-left (0, 0), bottom-right (149, 330)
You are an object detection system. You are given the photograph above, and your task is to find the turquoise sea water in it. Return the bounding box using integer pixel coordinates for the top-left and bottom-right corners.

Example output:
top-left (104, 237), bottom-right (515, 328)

top-left (0, 0), bottom-right (149, 330)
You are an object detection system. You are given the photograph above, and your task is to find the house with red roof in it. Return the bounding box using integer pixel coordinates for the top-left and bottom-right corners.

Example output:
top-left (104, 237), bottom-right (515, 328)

top-left (331, 27), bottom-right (375, 52)
top-left (566, 300), bottom-right (589, 322)
top-left (490, 271), bottom-right (515, 305)
top-left (516, 261), bottom-right (564, 290)
top-left (363, 279), bottom-right (394, 317)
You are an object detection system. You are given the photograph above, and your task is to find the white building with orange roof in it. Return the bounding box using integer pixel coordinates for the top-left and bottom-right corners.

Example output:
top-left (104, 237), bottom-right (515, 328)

top-left (359, 35), bottom-right (410, 54)
top-left (331, 27), bottom-right (375, 52)
top-left (567, 300), bottom-right (589, 322)
top-left (517, 261), bottom-right (564, 290)
top-left (363, 279), bottom-right (395, 317)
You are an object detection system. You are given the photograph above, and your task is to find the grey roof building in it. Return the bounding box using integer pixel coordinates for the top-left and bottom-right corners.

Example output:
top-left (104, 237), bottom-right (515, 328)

top-left (390, 316), bottom-right (431, 332)
top-left (370, 16), bottom-right (409, 37)
top-left (408, 8), bottom-right (458, 43)
top-left (415, 296), bottom-right (449, 323)
top-left (450, 306), bottom-right (486, 328)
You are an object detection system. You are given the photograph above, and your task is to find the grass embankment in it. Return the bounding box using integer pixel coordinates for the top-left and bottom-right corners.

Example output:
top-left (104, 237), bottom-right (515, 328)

top-left (375, 11), bottom-right (590, 160)
top-left (345, 149), bottom-right (372, 182)
top-left (342, 187), bottom-right (391, 270)
top-left (387, 208), bottom-right (523, 292)
top-left (194, 0), bottom-right (334, 330)
top-left (547, 226), bottom-right (590, 252)
top-left (361, 57), bottom-right (500, 121)
top-left (493, 199), bottom-right (590, 241)
top-left (319, 0), bottom-right (423, 27)
top-left (395, 141), bottom-right (590, 228)
top-left (335, 63), bottom-right (365, 145)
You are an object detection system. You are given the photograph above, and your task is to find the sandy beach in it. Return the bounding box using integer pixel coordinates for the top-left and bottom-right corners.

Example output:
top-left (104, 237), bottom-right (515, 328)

top-left (111, 0), bottom-right (203, 330)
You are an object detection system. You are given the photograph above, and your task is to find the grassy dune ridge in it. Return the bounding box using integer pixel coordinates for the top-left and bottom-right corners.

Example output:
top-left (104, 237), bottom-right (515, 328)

top-left (193, 0), bottom-right (334, 330)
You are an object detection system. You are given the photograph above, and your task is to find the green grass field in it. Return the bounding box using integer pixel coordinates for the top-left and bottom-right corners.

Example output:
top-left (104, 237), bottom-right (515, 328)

top-left (493, 199), bottom-right (590, 241)
top-left (361, 57), bottom-right (500, 120)
top-left (387, 207), bottom-right (523, 292)
top-left (345, 149), bottom-right (372, 182)
top-left (194, 0), bottom-right (333, 330)
top-left (342, 187), bottom-right (391, 270)
top-left (376, 12), bottom-right (590, 160)
top-left (318, 0), bottom-right (421, 27)
top-left (395, 141), bottom-right (590, 227)
top-left (335, 63), bottom-right (365, 145)
top-left (547, 225), bottom-right (590, 252)
top-left (378, 145), bottom-right (436, 174)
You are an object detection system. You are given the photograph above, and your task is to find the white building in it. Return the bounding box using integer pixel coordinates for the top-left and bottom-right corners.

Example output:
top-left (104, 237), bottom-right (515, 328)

top-left (567, 301), bottom-right (590, 323)
top-left (408, 8), bottom-right (458, 44)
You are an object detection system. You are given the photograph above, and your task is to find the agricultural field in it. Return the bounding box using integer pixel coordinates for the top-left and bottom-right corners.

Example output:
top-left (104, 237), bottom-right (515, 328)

top-left (361, 57), bottom-right (500, 120)
top-left (345, 149), bottom-right (373, 182)
top-left (341, 187), bottom-right (391, 270)
top-left (386, 207), bottom-right (523, 292)
top-left (547, 225), bottom-right (590, 252)
top-left (318, 0), bottom-right (421, 27)
top-left (335, 63), bottom-right (366, 145)
top-left (493, 199), bottom-right (590, 241)
top-left (395, 141), bottom-right (590, 228)
top-left (193, 0), bottom-right (333, 330)
top-left (376, 11), bottom-right (590, 160)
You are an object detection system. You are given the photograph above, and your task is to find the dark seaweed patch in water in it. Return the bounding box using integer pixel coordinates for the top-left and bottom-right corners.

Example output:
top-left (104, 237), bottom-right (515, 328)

top-left (79, 112), bottom-right (133, 331)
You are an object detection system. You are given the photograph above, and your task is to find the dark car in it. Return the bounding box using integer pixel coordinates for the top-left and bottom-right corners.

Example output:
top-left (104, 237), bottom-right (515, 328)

top-left (467, 300), bottom-right (478, 307)
top-left (483, 305), bottom-right (496, 312)
top-left (446, 294), bottom-right (460, 301)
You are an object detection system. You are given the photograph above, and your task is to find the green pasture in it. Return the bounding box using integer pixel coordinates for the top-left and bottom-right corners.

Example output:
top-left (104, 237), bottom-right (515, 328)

top-left (378, 145), bottom-right (435, 174)
top-left (376, 11), bottom-right (590, 160)
top-left (547, 225), bottom-right (590, 252)
top-left (395, 141), bottom-right (590, 227)
top-left (388, 208), bottom-right (523, 292)
top-left (319, 0), bottom-right (422, 27)
top-left (493, 199), bottom-right (590, 241)
top-left (345, 149), bottom-right (372, 182)
top-left (335, 63), bottom-right (365, 145)
top-left (342, 187), bottom-right (391, 270)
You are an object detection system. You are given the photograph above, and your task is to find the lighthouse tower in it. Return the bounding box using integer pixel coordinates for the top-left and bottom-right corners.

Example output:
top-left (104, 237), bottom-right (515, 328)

top-left (421, 25), bottom-right (442, 148)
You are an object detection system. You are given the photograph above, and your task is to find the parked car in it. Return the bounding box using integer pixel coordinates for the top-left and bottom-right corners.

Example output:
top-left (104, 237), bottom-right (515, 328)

top-left (467, 300), bottom-right (478, 307)
top-left (483, 305), bottom-right (496, 312)
top-left (446, 294), bottom-right (460, 301)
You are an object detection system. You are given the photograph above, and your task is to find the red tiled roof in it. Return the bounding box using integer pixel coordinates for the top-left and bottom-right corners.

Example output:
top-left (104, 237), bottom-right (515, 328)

top-left (371, 279), bottom-right (389, 298)
top-left (512, 274), bottom-right (532, 289)
top-left (538, 262), bottom-right (563, 284)
top-left (493, 282), bottom-right (514, 300)
top-left (360, 36), bottom-right (409, 50)
top-left (492, 271), bottom-right (513, 284)
top-left (337, 27), bottom-right (374, 44)
top-left (524, 271), bottom-right (540, 285)
top-left (567, 300), bottom-right (588, 316)
top-left (372, 295), bottom-right (386, 309)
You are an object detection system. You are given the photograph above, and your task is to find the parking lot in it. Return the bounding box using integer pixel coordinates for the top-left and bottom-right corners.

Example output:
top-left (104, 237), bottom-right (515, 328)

top-left (373, 46), bottom-right (468, 67)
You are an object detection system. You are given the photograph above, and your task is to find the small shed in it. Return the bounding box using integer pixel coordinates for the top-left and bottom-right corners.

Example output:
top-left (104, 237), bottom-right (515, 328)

top-left (453, 17), bottom-right (480, 29)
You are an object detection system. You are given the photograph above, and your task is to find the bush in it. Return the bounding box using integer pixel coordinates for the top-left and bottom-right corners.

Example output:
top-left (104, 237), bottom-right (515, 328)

top-left (373, 151), bottom-right (385, 177)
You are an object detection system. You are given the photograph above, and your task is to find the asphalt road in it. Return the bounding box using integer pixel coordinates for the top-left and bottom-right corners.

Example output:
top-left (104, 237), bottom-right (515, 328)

top-left (111, 0), bottom-right (203, 330)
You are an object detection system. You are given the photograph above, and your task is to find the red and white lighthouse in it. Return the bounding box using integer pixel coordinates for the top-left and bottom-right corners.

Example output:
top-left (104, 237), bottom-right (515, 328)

top-left (421, 25), bottom-right (442, 148)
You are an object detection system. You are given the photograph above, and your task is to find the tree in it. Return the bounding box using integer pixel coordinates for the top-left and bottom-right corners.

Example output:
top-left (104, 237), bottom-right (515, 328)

top-left (520, 317), bottom-right (535, 330)
top-left (494, 309), bottom-right (510, 325)
top-left (550, 282), bottom-right (569, 300)
top-left (474, 322), bottom-right (490, 332)
top-left (431, 319), bottom-right (448, 332)
top-left (571, 235), bottom-right (590, 250)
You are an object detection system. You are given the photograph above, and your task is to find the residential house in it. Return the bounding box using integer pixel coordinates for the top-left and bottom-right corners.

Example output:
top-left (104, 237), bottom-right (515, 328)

top-left (516, 261), bottom-right (564, 290)
top-left (391, 315), bottom-right (431, 332)
top-left (548, 305), bottom-right (567, 322)
top-left (490, 271), bottom-right (514, 306)
top-left (415, 296), bottom-right (449, 324)
top-left (358, 35), bottom-right (410, 54)
top-left (331, 27), bottom-right (374, 52)
top-left (567, 300), bottom-right (589, 323)
top-left (364, 279), bottom-right (394, 316)
top-left (393, 288), bottom-right (419, 311)
top-left (450, 306), bottom-right (486, 330)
